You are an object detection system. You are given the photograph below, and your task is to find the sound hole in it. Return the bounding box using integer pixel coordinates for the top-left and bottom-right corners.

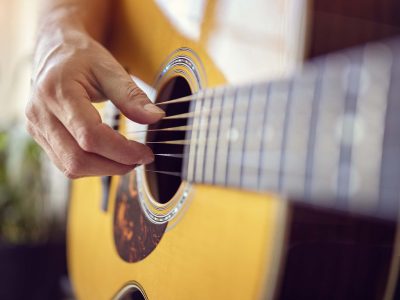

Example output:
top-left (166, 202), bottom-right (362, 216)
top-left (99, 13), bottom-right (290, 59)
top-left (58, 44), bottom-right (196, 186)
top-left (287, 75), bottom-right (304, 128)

top-left (119, 288), bottom-right (145, 300)
top-left (145, 76), bottom-right (192, 204)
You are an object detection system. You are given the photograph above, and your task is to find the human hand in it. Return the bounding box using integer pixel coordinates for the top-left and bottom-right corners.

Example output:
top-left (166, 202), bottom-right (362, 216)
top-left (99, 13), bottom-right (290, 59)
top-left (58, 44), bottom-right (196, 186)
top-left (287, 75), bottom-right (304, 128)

top-left (26, 27), bottom-right (164, 179)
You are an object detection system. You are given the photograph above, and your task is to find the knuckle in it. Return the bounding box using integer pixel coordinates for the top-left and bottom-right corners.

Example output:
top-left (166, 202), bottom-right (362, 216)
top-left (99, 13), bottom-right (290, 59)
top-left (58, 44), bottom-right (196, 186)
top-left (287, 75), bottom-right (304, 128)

top-left (25, 102), bottom-right (38, 123)
top-left (37, 83), bottom-right (55, 100)
top-left (34, 70), bottom-right (58, 99)
top-left (25, 122), bottom-right (35, 136)
top-left (126, 82), bottom-right (146, 100)
top-left (34, 62), bottom-right (75, 102)
top-left (63, 168), bottom-right (81, 179)
top-left (63, 155), bottom-right (84, 179)
top-left (76, 127), bottom-right (97, 152)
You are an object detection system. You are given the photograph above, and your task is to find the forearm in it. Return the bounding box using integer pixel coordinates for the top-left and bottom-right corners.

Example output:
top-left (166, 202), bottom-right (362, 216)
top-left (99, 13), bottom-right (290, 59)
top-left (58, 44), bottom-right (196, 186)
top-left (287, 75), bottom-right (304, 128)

top-left (38, 0), bottom-right (111, 43)
top-left (33, 0), bottom-right (111, 80)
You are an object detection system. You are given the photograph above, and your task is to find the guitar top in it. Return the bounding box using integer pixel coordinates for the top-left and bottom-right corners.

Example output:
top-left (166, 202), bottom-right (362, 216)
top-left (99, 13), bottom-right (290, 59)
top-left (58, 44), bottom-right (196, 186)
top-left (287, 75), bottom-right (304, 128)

top-left (68, 1), bottom-right (400, 299)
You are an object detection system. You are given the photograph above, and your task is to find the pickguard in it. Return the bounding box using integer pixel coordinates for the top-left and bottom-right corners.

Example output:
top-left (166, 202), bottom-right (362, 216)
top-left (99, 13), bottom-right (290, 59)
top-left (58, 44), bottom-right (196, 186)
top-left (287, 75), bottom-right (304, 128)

top-left (113, 172), bottom-right (167, 263)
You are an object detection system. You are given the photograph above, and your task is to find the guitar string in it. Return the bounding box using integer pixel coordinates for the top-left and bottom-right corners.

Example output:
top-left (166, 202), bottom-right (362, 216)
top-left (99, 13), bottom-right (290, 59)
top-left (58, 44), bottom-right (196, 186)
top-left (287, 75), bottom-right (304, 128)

top-left (146, 139), bottom-right (191, 145)
top-left (101, 82), bottom-right (279, 121)
top-left (144, 170), bottom-right (182, 177)
top-left (138, 101), bottom-right (254, 123)
top-left (100, 87), bottom-right (242, 122)
top-left (125, 107), bottom-right (311, 136)
top-left (126, 119), bottom-right (314, 146)
top-left (130, 125), bottom-right (193, 133)
top-left (123, 106), bottom-right (342, 152)
top-left (153, 153), bottom-right (185, 158)
top-left (153, 94), bottom-right (202, 106)
top-left (102, 98), bottom-right (234, 122)
top-left (152, 84), bottom-right (260, 106)
top-left (144, 164), bottom-right (335, 182)
top-left (123, 82), bottom-right (331, 135)
top-left (126, 107), bottom-right (264, 133)
top-left (153, 150), bottom-right (315, 161)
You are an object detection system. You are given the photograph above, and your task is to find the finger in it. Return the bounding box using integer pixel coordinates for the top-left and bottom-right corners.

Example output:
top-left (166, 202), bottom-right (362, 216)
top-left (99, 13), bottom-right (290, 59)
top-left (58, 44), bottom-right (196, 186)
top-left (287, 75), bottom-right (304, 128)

top-left (45, 83), bottom-right (154, 166)
top-left (26, 121), bottom-right (66, 174)
top-left (91, 57), bottom-right (165, 124)
top-left (33, 112), bottom-right (138, 178)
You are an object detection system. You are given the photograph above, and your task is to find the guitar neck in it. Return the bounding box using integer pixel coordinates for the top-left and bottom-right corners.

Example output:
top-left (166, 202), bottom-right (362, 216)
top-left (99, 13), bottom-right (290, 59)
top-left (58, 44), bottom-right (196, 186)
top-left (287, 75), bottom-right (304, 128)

top-left (183, 38), bottom-right (400, 220)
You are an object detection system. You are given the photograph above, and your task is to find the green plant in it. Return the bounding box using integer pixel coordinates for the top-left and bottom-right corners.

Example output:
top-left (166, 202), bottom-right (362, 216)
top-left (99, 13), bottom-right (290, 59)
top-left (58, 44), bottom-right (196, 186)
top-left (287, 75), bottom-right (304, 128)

top-left (0, 128), bottom-right (56, 244)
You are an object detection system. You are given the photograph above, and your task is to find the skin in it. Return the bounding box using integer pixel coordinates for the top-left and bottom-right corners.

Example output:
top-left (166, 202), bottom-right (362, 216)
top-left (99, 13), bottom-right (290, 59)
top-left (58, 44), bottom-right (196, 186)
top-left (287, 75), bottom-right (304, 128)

top-left (26, 0), bottom-right (165, 179)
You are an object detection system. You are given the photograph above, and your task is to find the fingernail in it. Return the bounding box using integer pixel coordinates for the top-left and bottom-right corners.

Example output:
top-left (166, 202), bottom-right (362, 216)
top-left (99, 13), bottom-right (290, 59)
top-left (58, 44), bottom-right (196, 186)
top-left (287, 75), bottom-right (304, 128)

top-left (138, 155), bottom-right (154, 165)
top-left (144, 103), bottom-right (165, 114)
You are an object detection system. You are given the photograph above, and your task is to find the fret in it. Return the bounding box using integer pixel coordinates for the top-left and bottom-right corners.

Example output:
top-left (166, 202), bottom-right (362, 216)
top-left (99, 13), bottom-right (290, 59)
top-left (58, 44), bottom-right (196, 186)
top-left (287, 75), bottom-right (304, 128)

top-left (192, 90), bottom-right (207, 182)
top-left (212, 87), bottom-right (227, 185)
top-left (185, 91), bottom-right (204, 182)
top-left (257, 84), bottom-right (271, 190)
top-left (226, 87), bottom-right (250, 187)
top-left (309, 54), bottom-right (348, 204)
top-left (378, 41), bottom-right (400, 219)
top-left (224, 88), bottom-right (239, 186)
top-left (214, 88), bottom-right (236, 186)
top-left (335, 50), bottom-right (363, 206)
top-left (349, 43), bottom-right (392, 213)
top-left (259, 81), bottom-right (289, 191)
top-left (304, 61), bottom-right (325, 199)
top-left (239, 85), bottom-right (254, 187)
top-left (223, 89), bottom-right (238, 186)
top-left (282, 66), bottom-right (318, 196)
top-left (194, 89), bottom-right (212, 182)
top-left (202, 89), bottom-right (222, 183)
top-left (277, 80), bottom-right (294, 192)
top-left (238, 84), bottom-right (270, 190)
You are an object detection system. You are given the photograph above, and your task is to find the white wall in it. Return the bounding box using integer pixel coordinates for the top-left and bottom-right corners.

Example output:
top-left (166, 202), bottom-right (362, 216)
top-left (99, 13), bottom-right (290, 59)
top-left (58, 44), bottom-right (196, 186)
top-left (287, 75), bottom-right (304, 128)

top-left (0, 0), bottom-right (69, 226)
top-left (0, 0), bottom-right (39, 127)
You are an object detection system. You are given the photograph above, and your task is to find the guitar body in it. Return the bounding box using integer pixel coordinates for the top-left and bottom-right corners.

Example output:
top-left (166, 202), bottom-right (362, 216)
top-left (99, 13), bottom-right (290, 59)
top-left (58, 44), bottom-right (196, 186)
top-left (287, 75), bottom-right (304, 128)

top-left (68, 1), bottom-right (400, 299)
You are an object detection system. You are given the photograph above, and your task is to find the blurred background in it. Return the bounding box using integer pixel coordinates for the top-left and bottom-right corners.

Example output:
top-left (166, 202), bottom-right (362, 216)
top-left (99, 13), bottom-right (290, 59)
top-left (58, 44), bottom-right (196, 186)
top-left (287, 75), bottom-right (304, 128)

top-left (0, 1), bottom-right (71, 299)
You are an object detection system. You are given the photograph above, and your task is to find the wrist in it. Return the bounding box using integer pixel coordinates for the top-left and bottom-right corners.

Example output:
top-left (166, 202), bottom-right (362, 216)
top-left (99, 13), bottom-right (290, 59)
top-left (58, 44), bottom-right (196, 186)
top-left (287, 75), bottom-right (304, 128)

top-left (37, 3), bottom-right (87, 43)
top-left (32, 7), bottom-right (92, 78)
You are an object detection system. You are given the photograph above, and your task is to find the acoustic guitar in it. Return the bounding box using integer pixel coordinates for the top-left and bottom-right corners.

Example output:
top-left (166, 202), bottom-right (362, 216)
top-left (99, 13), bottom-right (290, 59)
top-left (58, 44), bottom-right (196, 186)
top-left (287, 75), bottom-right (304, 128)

top-left (68, 1), bottom-right (400, 299)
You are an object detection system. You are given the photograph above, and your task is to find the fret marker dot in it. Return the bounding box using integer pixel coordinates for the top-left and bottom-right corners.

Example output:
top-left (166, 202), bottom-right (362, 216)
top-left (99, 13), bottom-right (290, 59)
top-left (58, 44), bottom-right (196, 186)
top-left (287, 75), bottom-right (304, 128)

top-left (226, 128), bottom-right (239, 142)
top-left (335, 114), bottom-right (365, 146)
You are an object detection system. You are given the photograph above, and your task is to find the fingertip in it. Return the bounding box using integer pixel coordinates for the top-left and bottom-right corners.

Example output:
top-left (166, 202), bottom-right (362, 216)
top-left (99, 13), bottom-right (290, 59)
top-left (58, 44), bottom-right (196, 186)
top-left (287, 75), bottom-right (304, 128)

top-left (137, 151), bottom-right (154, 165)
top-left (120, 98), bottom-right (165, 124)
top-left (143, 103), bottom-right (165, 115)
top-left (139, 155), bottom-right (154, 165)
top-left (139, 102), bottom-right (165, 124)
top-left (127, 140), bottom-right (154, 165)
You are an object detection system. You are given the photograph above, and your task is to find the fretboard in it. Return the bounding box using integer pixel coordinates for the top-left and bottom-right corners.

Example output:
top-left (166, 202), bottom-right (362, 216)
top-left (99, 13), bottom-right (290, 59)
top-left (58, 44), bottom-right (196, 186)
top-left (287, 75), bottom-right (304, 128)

top-left (183, 37), bottom-right (400, 221)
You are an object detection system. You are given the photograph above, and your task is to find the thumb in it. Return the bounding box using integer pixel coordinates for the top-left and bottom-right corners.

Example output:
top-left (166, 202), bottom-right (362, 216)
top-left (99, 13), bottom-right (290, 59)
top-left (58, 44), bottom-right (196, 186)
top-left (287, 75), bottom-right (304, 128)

top-left (93, 60), bottom-right (164, 124)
